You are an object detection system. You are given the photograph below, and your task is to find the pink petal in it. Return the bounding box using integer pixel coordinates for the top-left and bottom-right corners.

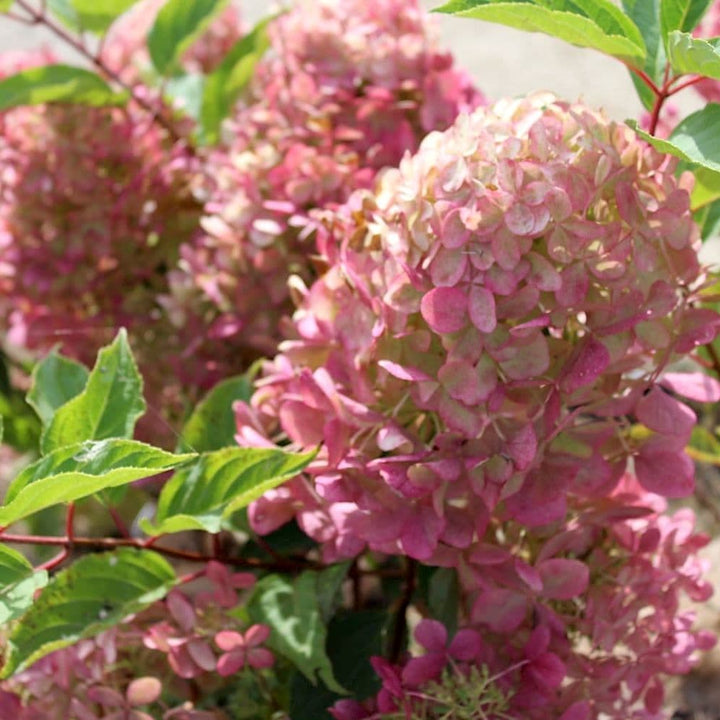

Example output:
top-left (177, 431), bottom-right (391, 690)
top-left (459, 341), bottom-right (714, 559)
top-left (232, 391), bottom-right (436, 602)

top-left (248, 647), bottom-right (275, 669)
top-left (448, 629), bottom-right (484, 661)
top-left (215, 630), bottom-right (244, 652)
top-left (472, 588), bottom-right (527, 632)
top-left (559, 701), bottom-right (591, 720)
top-left (636, 386), bottom-right (695, 439)
top-left (378, 360), bottom-right (432, 382)
top-left (126, 677), bottom-right (162, 707)
top-left (560, 337), bottom-right (610, 394)
top-left (216, 651), bottom-right (246, 677)
top-left (420, 287), bottom-right (467, 334)
top-left (87, 686), bottom-right (125, 707)
top-left (468, 285), bottom-right (496, 333)
top-left (187, 639), bottom-right (217, 672)
top-left (506, 423), bottom-right (537, 471)
top-left (661, 371), bottom-right (720, 402)
top-left (527, 652), bottom-right (566, 690)
top-left (401, 653), bottom-right (446, 686)
top-left (414, 619), bottom-right (448, 653)
top-left (167, 591), bottom-right (196, 633)
top-left (635, 443), bottom-right (694, 498)
top-left (245, 624), bottom-right (271, 647)
top-left (538, 558), bottom-right (589, 600)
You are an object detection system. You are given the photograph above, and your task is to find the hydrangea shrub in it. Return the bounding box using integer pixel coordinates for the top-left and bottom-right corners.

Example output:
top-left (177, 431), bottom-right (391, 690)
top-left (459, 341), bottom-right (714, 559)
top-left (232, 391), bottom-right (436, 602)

top-left (0, 1), bottom-right (720, 719)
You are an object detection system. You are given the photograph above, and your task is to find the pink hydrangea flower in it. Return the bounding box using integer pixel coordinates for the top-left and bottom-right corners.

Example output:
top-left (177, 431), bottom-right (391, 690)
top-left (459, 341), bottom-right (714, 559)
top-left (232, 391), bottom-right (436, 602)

top-left (166, 0), bottom-right (484, 381)
top-left (214, 625), bottom-right (275, 675)
top-left (0, 88), bottom-right (203, 439)
top-left (236, 92), bottom-right (717, 718)
top-left (239, 92), bottom-right (714, 561)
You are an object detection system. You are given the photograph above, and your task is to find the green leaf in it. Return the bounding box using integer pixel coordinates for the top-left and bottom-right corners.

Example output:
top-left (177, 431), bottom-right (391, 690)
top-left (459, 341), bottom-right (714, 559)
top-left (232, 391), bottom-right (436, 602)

top-left (289, 673), bottom-right (337, 720)
top-left (178, 375), bottom-right (253, 453)
top-left (622, 0), bottom-right (665, 109)
top-left (248, 567), bottom-right (347, 694)
top-left (141, 446), bottom-right (314, 535)
top-left (433, 0), bottom-right (646, 65)
top-left (661, 0), bottom-right (713, 38)
top-left (164, 73), bottom-right (205, 121)
top-left (27, 349), bottom-right (89, 430)
top-left (1, 549), bottom-right (176, 677)
top-left (691, 166), bottom-right (720, 210)
top-left (0, 414), bottom-right (3, 445)
top-left (47, 0), bottom-right (81, 30)
top-left (687, 426), bottom-right (720, 464)
top-left (697, 195), bottom-right (720, 239)
top-left (0, 545), bottom-right (48, 625)
top-left (428, 567), bottom-right (460, 637)
top-left (0, 65), bottom-right (126, 111)
top-left (628, 106), bottom-right (720, 175)
top-left (0, 0), bottom-right (14, 10)
top-left (667, 30), bottom-right (720, 78)
top-left (199, 17), bottom-right (272, 144)
top-left (41, 329), bottom-right (145, 454)
top-left (0, 439), bottom-right (194, 527)
top-left (68, 0), bottom-right (139, 33)
top-left (148, 0), bottom-right (229, 76)
top-left (326, 611), bottom-right (386, 699)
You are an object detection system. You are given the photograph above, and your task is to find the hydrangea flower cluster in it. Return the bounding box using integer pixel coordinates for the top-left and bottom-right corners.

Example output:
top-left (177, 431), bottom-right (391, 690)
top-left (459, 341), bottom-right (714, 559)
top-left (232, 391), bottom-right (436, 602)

top-left (0, 53), bottom-right (204, 433)
top-left (166, 0), bottom-right (483, 378)
top-left (0, 563), bottom-right (263, 720)
top-left (235, 93), bottom-right (718, 717)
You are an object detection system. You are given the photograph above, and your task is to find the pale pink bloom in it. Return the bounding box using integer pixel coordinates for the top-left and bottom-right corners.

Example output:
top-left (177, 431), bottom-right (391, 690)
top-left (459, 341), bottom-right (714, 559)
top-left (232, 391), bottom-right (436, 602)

top-left (214, 625), bottom-right (275, 675)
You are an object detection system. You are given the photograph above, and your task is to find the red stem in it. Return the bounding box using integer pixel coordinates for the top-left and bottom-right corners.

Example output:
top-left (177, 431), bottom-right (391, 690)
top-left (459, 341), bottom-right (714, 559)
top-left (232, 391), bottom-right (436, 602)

top-left (65, 502), bottom-right (76, 541)
top-left (668, 74), bottom-right (707, 95)
top-left (627, 64), bottom-right (662, 96)
top-left (1, 531), bottom-right (323, 571)
top-left (108, 506), bottom-right (131, 539)
top-left (36, 548), bottom-right (69, 572)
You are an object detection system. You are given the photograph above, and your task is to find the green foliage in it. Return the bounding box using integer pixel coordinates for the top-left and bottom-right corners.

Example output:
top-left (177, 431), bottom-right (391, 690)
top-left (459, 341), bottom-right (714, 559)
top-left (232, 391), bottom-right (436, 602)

top-left (0, 385), bottom-right (40, 453)
top-left (199, 17), bottom-right (272, 144)
top-left (148, 0), bottom-right (230, 76)
top-left (660, 0), bottom-right (713, 38)
top-left (178, 374), bottom-right (253, 453)
top-left (0, 65), bottom-right (127, 111)
top-left (141, 446), bottom-right (315, 535)
top-left (667, 30), bottom-right (720, 78)
top-left (289, 672), bottom-right (338, 720)
top-left (0, 439), bottom-right (194, 527)
top-left (622, 0), bottom-right (664, 108)
top-left (0, 545), bottom-right (48, 625)
top-left (687, 426), bottom-right (720, 465)
top-left (433, 0), bottom-right (646, 64)
top-left (697, 196), bottom-right (720, 238)
top-left (27, 350), bottom-right (88, 429)
top-left (41, 329), bottom-right (145, 454)
top-left (427, 567), bottom-right (460, 637)
top-left (327, 610), bottom-right (386, 699)
top-left (66, 0), bottom-right (139, 33)
top-left (47, 0), bottom-right (139, 33)
top-left (248, 566), bottom-right (349, 694)
top-left (628, 106), bottom-right (720, 175)
top-left (164, 72), bottom-right (205, 120)
top-left (0, 549), bottom-right (176, 677)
